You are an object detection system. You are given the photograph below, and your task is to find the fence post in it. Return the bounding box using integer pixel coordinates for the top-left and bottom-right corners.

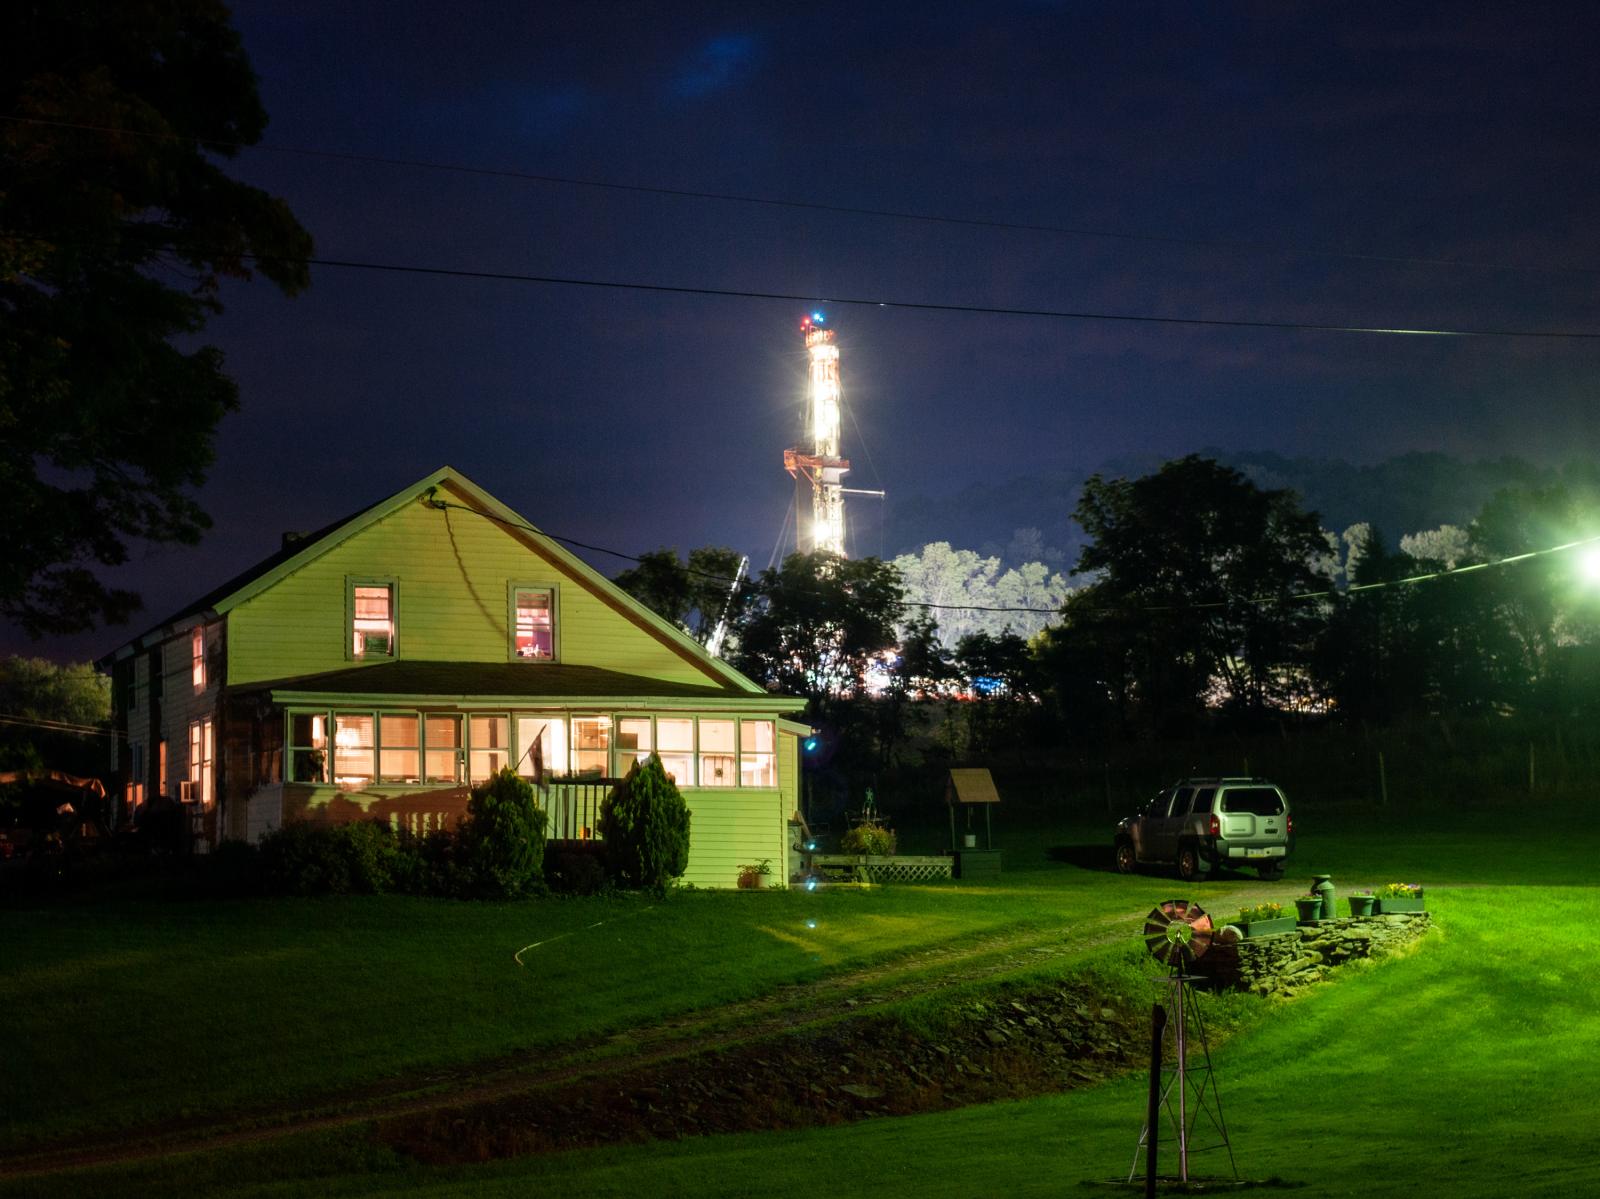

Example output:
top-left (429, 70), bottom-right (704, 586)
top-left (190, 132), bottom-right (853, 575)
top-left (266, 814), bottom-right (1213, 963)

top-left (1146, 1002), bottom-right (1167, 1198)
top-left (1378, 751), bottom-right (1389, 808)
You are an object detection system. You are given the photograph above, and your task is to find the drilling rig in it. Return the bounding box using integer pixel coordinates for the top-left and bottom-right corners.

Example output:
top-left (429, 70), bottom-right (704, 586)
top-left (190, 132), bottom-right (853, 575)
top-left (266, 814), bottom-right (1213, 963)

top-left (784, 312), bottom-right (851, 556)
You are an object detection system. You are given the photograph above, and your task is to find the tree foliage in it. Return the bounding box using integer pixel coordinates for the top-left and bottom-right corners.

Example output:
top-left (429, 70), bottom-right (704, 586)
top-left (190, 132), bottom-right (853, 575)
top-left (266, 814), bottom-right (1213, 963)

top-left (613, 546), bottom-right (746, 647)
top-left (599, 753), bottom-right (691, 890)
top-left (735, 552), bottom-right (904, 709)
top-left (1042, 456), bottom-right (1329, 732)
top-left (1, 2), bottom-right (313, 634)
top-left (892, 542), bottom-right (1070, 646)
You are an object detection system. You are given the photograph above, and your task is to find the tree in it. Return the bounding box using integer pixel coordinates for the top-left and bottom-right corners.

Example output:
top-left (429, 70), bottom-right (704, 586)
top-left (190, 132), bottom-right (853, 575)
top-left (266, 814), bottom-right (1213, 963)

top-left (735, 552), bottom-right (904, 710)
top-left (2, 2), bottom-right (313, 635)
top-left (1046, 456), bottom-right (1330, 731)
top-left (613, 546), bottom-right (747, 646)
top-left (461, 768), bottom-right (548, 898)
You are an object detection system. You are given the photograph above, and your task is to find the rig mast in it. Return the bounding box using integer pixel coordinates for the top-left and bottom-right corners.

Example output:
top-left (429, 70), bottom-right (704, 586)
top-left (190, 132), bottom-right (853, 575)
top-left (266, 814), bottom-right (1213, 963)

top-left (784, 312), bottom-right (850, 557)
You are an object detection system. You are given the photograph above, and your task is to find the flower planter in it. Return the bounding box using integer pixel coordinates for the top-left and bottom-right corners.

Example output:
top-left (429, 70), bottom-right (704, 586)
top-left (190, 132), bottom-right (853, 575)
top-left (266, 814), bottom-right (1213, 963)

top-left (1294, 898), bottom-right (1324, 923)
top-left (1347, 895), bottom-right (1375, 917)
top-left (1239, 916), bottom-right (1298, 938)
top-left (1374, 894), bottom-right (1425, 914)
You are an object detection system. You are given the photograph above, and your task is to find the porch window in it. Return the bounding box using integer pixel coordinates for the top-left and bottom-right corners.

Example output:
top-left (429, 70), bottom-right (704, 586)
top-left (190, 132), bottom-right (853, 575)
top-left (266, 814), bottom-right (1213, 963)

top-left (571, 716), bottom-right (611, 777)
top-left (698, 719), bottom-right (736, 788)
top-left (515, 715), bottom-right (567, 782)
top-left (740, 720), bottom-right (776, 788)
top-left (656, 718), bottom-right (694, 786)
top-left (511, 586), bottom-right (555, 659)
top-left (333, 714), bottom-right (375, 788)
top-left (424, 715), bottom-right (461, 784)
top-left (290, 712), bottom-right (327, 783)
top-left (379, 714), bottom-right (420, 783)
top-left (350, 581), bottom-right (396, 659)
top-left (469, 714), bottom-right (510, 782)
top-left (617, 717), bottom-right (653, 775)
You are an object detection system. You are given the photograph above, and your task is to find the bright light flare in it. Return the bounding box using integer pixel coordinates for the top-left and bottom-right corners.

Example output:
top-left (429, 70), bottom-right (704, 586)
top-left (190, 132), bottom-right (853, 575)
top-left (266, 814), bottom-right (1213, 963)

top-left (1580, 546), bottom-right (1600, 584)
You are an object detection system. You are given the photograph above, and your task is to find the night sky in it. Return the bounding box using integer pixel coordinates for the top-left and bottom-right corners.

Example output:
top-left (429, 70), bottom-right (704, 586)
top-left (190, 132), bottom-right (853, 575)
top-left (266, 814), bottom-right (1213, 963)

top-left (14, 2), bottom-right (1600, 661)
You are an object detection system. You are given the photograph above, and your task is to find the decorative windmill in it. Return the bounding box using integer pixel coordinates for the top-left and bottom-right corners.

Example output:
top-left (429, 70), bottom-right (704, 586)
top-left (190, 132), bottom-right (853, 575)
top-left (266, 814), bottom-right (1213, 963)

top-left (1130, 900), bottom-right (1238, 1189)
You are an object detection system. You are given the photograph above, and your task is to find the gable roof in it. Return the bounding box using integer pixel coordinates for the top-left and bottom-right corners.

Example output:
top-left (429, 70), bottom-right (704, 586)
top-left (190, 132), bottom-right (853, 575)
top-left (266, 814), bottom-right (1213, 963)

top-left (100, 467), bottom-right (769, 696)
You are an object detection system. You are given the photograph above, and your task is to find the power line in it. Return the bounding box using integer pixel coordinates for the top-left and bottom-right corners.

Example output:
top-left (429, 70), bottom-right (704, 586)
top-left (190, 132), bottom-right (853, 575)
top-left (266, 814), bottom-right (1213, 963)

top-left (213, 251), bottom-right (1600, 341)
top-left (7, 112), bottom-right (1596, 280)
top-left (0, 713), bottom-right (120, 738)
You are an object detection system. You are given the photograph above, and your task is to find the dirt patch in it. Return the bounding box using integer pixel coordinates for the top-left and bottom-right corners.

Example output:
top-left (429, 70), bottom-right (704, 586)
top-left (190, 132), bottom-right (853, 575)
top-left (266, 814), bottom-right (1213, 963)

top-left (382, 979), bottom-right (1151, 1164)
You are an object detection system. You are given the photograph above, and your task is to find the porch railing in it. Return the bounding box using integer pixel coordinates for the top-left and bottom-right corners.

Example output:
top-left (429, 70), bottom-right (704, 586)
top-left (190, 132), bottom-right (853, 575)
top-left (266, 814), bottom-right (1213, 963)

top-left (542, 776), bottom-right (620, 841)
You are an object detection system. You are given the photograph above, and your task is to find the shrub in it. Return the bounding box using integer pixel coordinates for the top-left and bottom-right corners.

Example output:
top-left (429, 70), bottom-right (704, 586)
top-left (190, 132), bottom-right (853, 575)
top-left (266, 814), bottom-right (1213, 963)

top-left (545, 843), bottom-right (608, 896)
top-left (392, 827), bottom-right (467, 898)
top-left (838, 821), bottom-right (895, 856)
top-left (599, 753), bottom-right (691, 890)
top-left (460, 768), bottom-right (548, 899)
top-left (257, 820), bottom-right (400, 896)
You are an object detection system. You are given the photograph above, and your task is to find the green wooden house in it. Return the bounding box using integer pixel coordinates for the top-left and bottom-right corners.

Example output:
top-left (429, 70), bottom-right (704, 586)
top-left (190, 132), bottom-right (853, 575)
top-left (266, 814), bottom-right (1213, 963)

top-left (100, 467), bottom-right (806, 888)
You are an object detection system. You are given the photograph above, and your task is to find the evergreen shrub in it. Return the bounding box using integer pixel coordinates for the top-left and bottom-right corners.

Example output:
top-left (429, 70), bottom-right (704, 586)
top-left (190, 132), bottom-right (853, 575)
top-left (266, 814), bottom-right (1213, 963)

top-left (257, 820), bottom-right (400, 896)
top-left (460, 768), bottom-right (548, 898)
top-left (599, 753), bottom-right (691, 890)
top-left (838, 822), bottom-right (896, 856)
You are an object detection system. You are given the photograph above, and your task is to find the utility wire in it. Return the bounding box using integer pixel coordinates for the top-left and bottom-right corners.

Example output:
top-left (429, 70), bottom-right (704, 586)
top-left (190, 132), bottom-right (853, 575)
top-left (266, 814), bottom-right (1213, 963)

top-left (207, 250), bottom-right (1600, 340)
top-left (0, 713), bottom-right (120, 738)
top-left (7, 112), bottom-right (1597, 279)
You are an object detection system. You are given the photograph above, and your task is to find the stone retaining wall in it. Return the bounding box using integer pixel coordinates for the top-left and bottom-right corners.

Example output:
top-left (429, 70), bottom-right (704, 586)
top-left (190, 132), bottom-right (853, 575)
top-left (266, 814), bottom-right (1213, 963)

top-left (1198, 912), bottom-right (1431, 996)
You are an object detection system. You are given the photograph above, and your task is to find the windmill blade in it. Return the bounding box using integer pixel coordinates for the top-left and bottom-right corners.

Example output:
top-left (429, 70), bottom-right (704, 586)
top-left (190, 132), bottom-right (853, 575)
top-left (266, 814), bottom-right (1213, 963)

top-left (1144, 899), bottom-right (1214, 967)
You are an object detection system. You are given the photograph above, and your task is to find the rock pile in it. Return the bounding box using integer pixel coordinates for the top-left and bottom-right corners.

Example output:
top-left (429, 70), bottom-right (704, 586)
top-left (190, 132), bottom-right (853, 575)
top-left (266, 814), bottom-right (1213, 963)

top-left (1200, 912), bottom-right (1431, 996)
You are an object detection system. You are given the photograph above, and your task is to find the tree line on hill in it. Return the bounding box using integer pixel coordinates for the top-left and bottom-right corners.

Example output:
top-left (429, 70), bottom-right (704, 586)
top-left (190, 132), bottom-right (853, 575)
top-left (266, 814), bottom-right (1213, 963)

top-left (620, 455), bottom-right (1600, 746)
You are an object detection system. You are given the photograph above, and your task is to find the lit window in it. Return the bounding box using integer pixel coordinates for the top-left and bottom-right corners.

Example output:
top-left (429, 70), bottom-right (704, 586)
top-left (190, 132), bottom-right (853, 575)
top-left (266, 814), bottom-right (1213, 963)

top-left (657, 718), bottom-right (694, 785)
top-left (424, 715), bottom-right (461, 784)
top-left (333, 714), bottom-right (375, 789)
top-left (571, 716), bottom-right (611, 777)
top-left (290, 713), bottom-right (328, 783)
top-left (740, 720), bottom-right (776, 788)
top-left (158, 739), bottom-right (168, 798)
top-left (188, 720), bottom-right (214, 806)
top-left (515, 715), bottom-right (567, 782)
top-left (192, 627), bottom-right (205, 691)
top-left (617, 717), bottom-right (653, 775)
top-left (379, 714), bottom-right (420, 784)
top-left (699, 719), bottom-right (736, 788)
top-left (469, 714), bottom-right (510, 782)
top-left (512, 587), bottom-right (554, 659)
top-left (352, 583), bottom-right (395, 658)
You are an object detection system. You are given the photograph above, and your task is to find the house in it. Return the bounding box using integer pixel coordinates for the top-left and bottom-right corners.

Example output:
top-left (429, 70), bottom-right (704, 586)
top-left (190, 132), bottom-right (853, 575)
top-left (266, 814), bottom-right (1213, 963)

top-left (98, 467), bottom-right (806, 888)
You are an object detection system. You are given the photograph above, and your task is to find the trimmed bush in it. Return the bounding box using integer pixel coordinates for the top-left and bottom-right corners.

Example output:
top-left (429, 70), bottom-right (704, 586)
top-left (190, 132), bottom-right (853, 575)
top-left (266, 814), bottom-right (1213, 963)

top-left (258, 820), bottom-right (401, 896)
top-left (460, 768), bottom-right (548, 898)
top-left (599, 753), bottom-right (691, 890)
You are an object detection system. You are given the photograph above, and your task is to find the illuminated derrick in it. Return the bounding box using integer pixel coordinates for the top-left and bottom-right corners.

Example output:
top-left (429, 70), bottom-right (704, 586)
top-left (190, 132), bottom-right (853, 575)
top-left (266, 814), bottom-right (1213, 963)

top-left (784, 312), bottom-right (851, 557)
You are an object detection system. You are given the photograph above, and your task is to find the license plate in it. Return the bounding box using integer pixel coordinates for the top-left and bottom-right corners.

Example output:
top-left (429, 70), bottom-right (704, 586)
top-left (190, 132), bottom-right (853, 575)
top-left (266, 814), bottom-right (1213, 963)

top-left (1246, 848), bottom-right (1271, 858)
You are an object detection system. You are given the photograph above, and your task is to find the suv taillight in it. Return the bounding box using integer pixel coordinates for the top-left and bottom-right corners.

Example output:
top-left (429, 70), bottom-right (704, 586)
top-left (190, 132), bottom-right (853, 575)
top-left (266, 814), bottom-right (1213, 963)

top-left (1287, 814), bottom-right (1294, 836)
top-left (1208, 814), bottom-right (1220, 837)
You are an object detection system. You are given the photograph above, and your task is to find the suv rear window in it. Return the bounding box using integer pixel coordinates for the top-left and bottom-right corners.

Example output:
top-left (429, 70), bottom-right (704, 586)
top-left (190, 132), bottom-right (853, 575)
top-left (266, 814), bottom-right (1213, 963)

top-left (1219, 787), bottom-right (1284, 816)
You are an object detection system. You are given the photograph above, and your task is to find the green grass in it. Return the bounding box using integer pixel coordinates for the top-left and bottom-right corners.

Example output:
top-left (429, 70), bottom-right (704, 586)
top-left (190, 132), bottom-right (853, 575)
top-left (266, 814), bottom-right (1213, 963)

top-left (6, 810), bottom-right (1599, 1196)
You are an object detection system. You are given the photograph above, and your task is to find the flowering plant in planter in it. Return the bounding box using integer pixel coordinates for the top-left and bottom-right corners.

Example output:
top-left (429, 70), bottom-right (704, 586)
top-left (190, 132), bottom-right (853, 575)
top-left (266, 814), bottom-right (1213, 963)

top-left (1377, 882), bottom-right (1421, 898)
top-left (1237, 902), bottom-right (1283, 924)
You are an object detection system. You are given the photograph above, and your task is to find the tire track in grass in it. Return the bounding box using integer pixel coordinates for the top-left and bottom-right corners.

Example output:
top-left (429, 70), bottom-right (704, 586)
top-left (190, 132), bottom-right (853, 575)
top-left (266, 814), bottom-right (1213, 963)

top-left (0, 879), bottom-right (1277, 1180)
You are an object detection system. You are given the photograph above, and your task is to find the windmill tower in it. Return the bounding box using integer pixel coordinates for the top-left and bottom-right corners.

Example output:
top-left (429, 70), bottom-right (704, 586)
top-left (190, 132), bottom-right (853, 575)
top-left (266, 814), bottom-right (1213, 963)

top-left (784, 312), bottom-right (851, 557)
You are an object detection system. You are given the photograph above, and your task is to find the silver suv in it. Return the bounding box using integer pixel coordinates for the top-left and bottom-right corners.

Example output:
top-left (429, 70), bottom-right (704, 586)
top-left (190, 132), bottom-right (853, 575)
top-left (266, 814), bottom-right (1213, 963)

top-left (1113, 777), bottom-right (1292, 882)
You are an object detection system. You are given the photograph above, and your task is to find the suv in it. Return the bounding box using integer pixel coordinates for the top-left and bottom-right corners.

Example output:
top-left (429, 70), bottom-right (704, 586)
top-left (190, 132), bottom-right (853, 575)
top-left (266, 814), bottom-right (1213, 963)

top-left (1114, 777), bottom-right (1292, 882)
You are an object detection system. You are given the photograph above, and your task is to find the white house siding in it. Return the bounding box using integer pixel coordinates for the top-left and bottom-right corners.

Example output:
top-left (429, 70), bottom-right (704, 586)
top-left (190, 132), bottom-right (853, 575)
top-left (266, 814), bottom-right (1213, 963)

top-left (679, 787), bottom-right (788, 889)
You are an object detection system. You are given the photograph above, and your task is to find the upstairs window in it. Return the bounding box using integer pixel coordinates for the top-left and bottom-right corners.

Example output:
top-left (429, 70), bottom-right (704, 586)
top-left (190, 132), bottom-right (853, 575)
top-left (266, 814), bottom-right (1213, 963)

top-left (511, 586), bottom-right (555, 659)
top-left (350, 581), bottom-right (396, 659)
top-left (192, 627), bottom-right (206, 692)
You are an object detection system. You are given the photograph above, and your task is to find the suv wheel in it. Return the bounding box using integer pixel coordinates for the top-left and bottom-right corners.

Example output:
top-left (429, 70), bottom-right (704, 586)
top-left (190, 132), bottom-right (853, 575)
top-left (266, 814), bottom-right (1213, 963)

top-left (1176, 845), bottom-right (1207, 883)
top-left (1114, 839), bottom-right (1137, 874)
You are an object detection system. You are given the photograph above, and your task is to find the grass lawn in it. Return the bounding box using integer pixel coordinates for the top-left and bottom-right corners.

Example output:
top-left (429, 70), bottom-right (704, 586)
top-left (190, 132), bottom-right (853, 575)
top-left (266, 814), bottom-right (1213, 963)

top-left (4, 803), bottom-right (1597, 1196)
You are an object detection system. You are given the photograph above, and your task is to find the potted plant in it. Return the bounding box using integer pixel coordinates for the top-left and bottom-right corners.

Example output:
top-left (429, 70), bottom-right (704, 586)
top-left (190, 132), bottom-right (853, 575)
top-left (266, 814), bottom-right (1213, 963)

top-left (1373, 882), bottom-right (1425, 914)
top-left (1348, 889), bottom-right (1375, 917)
top-left (1294, 894), bottom-right (1323, 922)
top-left (1235, 901), bottom-right (1296, 938)
top-left (736, 858), bottom-right (773, 889)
